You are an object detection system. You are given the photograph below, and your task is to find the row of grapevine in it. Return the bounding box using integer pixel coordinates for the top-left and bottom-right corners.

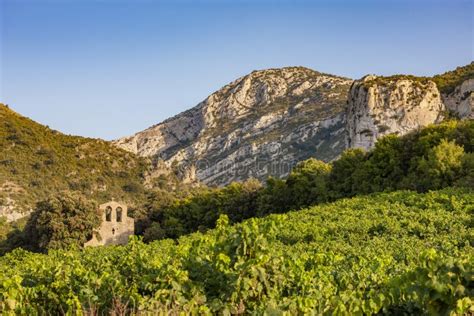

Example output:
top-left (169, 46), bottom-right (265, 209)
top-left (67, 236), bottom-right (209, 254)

top-left (1, 188), bottom-right (472, 314)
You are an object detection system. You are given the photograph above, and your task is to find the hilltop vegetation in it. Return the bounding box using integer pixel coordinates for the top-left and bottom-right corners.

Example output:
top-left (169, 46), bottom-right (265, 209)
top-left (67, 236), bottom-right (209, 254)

top-left (433, 62), bottom-right (474, 94)
top-left (1, 188), bottom-right (472, 314)
top-left (0, 104), bottom-right (149, 215)
top-left (361, 62), bottom-right (474, 95)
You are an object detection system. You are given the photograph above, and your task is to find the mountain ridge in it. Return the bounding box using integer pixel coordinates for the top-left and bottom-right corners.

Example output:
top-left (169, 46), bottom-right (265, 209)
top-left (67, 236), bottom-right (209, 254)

top-left (115, 63), bottom-right (473, 186)
top-left (114, 66), bottom-right (353, 185)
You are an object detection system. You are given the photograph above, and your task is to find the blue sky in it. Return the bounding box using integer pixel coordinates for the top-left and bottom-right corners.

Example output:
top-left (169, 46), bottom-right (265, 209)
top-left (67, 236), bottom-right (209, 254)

top-left (1, 0), bottom-right (472, 140)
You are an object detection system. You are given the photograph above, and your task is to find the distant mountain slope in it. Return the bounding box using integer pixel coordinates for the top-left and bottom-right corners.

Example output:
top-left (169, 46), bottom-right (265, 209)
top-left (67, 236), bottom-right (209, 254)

top-left (0, 104), bottom-right (149, 221)
top-left (115, 67), bottom-right (353, 186)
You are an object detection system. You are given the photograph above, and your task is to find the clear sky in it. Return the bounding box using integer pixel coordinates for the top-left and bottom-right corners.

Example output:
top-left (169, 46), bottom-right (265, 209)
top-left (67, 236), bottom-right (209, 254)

top-left (1, 0), bottom-right (472, 140)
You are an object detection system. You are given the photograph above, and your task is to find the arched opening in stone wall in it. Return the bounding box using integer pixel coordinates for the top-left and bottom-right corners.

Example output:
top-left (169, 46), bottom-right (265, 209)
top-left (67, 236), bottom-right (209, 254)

top-left (116, 207), bottom-right (123, 222)
top-left (105, 206), bottom-right (112, 222)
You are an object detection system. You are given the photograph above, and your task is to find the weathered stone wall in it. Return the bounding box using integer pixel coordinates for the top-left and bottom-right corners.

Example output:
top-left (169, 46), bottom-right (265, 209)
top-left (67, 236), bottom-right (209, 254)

top-left (84, 201), bottom-right (134, 247)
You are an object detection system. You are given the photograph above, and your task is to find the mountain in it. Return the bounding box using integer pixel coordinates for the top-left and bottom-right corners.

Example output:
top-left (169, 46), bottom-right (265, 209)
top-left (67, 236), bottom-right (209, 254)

top-left (2, 63), bottom-right (471, 219)
top-left (115, 67), bottom-right (353, 186)
top-left (115, 63), bottom-right (473, 186)
top-left (0, 104), bottom-right (149, 221)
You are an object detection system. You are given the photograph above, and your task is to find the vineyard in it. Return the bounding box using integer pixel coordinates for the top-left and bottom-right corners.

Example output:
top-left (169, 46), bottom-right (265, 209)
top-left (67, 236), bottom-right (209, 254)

top-left (1, 188), bottom-right (473, 314)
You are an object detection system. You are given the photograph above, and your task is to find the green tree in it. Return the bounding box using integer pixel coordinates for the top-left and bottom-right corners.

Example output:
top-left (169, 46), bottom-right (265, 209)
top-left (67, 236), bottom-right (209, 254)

top-left (455, 152), bottom-right (474, 188)
top-left (285, 158), bottom-right (331, 209)
top-left (358, 135), bottom-right (404, 193)
top-left (329, 148), bottom-right (366, 199)
top-left (24, 192), bottom-right (100, 251)
top-left (256, 177), bottom-right (289, 215)
top-left (414, 139), bottom-right (465, 191)
top-left (143, 179), bottom-right (262, 241)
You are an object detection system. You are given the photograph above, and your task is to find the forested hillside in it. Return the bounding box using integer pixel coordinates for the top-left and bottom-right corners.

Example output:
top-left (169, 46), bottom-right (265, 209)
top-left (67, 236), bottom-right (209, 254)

top-left (0, 104), bottom-right (149, 218)
top-left (1, 188), bottom-right (472, 314)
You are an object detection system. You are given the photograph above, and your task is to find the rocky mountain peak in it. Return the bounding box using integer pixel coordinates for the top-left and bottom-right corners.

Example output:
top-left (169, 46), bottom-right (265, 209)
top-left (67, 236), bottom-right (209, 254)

top-left (114, 67), bottom-right (353, 186)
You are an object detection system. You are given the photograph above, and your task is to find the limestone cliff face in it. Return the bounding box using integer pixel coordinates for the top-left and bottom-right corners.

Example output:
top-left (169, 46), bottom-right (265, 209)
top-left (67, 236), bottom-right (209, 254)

top-left (115, 67), bottom-right (352, 186)
top-left (442, 79), bottom-right (474, 119)
top-left (346, 76), bottom-right (446, 150)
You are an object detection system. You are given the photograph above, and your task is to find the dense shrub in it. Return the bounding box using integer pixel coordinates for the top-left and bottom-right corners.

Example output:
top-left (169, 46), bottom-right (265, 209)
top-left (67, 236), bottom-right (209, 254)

top-left (143, 180), bottom-right (262, 240)
top-left (22, 192), bottom-right (100, 251)
top-left (412, 139), bottom-right (465, 190)
top-left (283, 158), bottom-right (331, 209)
top-left (328, 148), bottom-right (366, 199)
top-left (432, 62), bottom-right (474, 94)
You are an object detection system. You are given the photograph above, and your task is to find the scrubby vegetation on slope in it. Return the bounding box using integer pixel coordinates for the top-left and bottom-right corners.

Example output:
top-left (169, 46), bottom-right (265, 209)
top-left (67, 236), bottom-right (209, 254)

top-left (0, 104), bottom-right (149, 213)
top-left (141, 120), bottom-right (473, 241)
top-left (361, 62), bottom-right (474, 95)
top-left (433, 62), bottom-right (474, 94)
top-left (1, 188), bottom-right (472, 314)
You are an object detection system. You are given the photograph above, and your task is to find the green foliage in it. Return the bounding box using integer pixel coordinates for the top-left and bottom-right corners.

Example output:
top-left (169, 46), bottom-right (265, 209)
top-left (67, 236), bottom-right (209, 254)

top-left (255, 177), bottom-right (289, 215)
top-left (361, 62), bottom-right (474, 95)
top-left (0, 189), bottom-right (472, 314)
top-left (22, 192), bottom-right (100, 251)
top-left (456, 152), bottom-right (474, 188)
top-left (284, 158), bottom-right (331, 209)
top-left (0, 217), bottom-right (27, 254)
top-left (432, 62), bottom-right (474, 94)
top-left (351, 120), bottom-right (473, 194)
top-left (388, 250), bottom-right (474, 315)
top-left (143, 179), bottom-right (262, 240)
top-left (413, 139), bottom-right (465, 190)
top-left (0, 104), bottom-right (149, 213)
top-left (363, 74), bottom-right (431, 89)
top-left (328, 148), bottom-right (366, 198)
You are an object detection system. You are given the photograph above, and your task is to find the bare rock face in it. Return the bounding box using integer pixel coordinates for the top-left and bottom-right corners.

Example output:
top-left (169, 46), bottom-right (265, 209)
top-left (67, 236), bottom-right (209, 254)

top-left (346, 76), bottom-right (446, 150)
top-left (442, 79), bottom-right (474, 119)
top-left (0, 182), bottom-right (30, 222)
top-left (115, 67), bottom-right (352, 186)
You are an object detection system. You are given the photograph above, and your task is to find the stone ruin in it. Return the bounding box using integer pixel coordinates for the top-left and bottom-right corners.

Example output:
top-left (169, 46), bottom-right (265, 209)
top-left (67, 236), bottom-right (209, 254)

top-left (84, 201), bottom-right (134, 247)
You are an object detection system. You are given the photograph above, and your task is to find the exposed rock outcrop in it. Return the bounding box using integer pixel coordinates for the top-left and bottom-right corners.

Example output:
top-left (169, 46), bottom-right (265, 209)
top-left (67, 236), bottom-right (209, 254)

top-left (0, 181), bottom-right (30, 221)
top-left (442, 79), bottom-right (474, 119)
top-left (346, 76), bottom-right (446, 150)
top-left (115, 67), bottom-right (352, 186)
